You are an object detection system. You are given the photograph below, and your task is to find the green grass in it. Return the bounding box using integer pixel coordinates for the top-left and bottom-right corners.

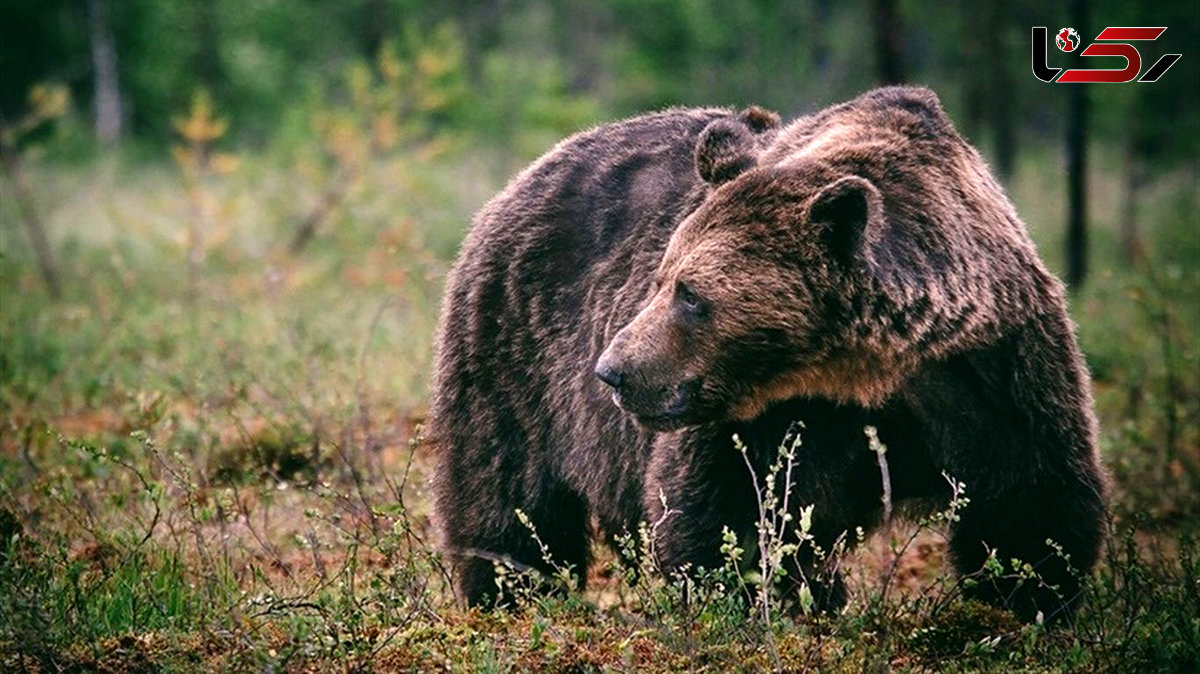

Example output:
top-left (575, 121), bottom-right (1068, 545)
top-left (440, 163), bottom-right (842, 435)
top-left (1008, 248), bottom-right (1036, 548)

top-left (1, 134), bottom-right (1198, 671)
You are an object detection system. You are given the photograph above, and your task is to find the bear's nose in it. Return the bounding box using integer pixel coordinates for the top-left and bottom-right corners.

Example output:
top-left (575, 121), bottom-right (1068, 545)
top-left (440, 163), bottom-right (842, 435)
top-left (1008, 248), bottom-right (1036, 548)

top-left (594, 361), bottom-right (625, 390)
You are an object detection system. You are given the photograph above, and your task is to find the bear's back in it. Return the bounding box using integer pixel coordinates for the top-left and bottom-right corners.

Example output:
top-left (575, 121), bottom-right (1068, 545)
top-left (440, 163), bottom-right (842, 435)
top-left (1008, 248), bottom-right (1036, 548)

top-left (457, 107), bottom-right (732, 296)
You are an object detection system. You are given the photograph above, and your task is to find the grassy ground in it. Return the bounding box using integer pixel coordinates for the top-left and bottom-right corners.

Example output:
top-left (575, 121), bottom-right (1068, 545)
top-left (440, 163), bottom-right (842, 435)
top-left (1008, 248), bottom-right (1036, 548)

top-left (1, 133), bottom-right (1198, 672)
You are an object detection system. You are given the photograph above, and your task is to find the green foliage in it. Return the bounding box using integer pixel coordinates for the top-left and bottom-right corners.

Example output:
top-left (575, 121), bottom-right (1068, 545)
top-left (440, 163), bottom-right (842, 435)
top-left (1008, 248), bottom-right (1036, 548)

top-left (0, 436), bottom-right (240, 670)
top-left (7, 0), bottom-right (1194, 166)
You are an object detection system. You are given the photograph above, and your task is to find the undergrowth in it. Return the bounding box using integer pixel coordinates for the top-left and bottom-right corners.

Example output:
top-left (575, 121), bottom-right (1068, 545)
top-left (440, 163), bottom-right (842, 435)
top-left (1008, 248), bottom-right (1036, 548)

top-left (1, 87), bottom-right (1197, 670)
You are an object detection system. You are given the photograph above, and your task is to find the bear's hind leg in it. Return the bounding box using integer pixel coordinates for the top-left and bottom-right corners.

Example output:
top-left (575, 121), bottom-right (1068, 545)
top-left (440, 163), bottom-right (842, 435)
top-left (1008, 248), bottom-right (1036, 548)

top-left (949, 474), bottom-right (1105, 623)
top-left (437, 457), bottom-right (591, 607)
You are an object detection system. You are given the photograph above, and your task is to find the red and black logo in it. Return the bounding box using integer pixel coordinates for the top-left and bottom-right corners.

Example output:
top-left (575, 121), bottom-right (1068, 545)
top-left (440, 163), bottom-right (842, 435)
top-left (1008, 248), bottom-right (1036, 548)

top-left (1056, 27), bottom-right (1081, 52)
top-left (1033, 26), bottom-right (1181, 83)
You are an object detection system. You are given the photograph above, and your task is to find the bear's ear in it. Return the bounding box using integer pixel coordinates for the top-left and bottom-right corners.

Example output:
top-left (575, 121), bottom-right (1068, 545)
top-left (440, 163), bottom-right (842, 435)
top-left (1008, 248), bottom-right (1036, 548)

top-left (739, 105), bottom-right (781, 133)
top-left (809, 175), bottom-right (884, 265)
top-left (695, 108), bottom-right (778, 185)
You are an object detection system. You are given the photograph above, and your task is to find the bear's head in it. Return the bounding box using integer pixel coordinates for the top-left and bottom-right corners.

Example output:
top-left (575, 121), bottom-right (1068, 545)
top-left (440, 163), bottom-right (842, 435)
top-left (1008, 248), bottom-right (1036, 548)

top-left (596, 87), bottom-right (1041, 431)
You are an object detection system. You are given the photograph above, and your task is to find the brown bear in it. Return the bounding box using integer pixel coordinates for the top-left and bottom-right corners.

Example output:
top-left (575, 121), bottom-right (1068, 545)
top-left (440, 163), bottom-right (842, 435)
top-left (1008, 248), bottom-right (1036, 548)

top-left (429, 86), bottom-right (1107, 623)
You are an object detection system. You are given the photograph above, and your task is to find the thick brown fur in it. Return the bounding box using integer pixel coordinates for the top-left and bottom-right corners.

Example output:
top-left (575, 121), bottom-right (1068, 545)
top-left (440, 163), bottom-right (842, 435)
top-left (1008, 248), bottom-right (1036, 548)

top-left (430, 87), bottom-right (1107, 624)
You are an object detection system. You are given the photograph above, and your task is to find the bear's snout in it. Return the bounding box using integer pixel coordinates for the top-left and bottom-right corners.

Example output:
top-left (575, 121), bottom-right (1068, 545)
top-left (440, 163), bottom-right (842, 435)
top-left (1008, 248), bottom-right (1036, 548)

top-left (594, 360), bottom-right (625, 391)
top-left (594, 349), bottom-right (703, 430)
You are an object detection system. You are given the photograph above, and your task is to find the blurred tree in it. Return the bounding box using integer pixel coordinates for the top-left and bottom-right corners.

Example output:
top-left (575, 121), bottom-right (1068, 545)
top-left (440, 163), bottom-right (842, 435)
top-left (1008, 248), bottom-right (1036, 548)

top-left (1114, 3), bottom-right (1198, 267)
top-left (87, 0), bottom-right (122, 144)
top-left (604, 0), bottom-right (696, 110)
top-left (116, 0), bottom-right (211, 140)
top-left (551, 0), bottom-right (609, 94)
top-left (1120, 90), bottom-right (1146, 266)
top-left (171, 89), bottom-right (238, 296)
top-left (871, 0), bottom-right (905, 84)
top-left (451, 0), bottom-right (505, 87)
top-left (364, 0), bottom-right (389, 59)
top-left (1065, 0), bottom-right (1090, 290)
top-left (983, 2), bottom-right (1015, 180)
top-left (290, 25), bottom-right (468, 253)
top-left (194, 0), bottom-right (224, 97)
top-left (811, 0), bottom-right (832, 73)
top-left (957, 0), bottom-right (984, 142)
top-left (0, 85), bottom-right (71, 299)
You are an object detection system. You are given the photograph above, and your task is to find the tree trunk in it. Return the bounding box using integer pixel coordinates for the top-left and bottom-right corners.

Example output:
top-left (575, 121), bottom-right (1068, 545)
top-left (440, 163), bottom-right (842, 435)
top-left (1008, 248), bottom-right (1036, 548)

top-left (551, 0), bottom-right (607, 94)
top-left (958, 0), bottom-right (984, 143)
top-left (1120, 93), bottom-right (1145, 266)
top-left (364, 0), bottom-right (387, 59)
top-left (455, 0), bottom-right (503, 88)
top-left (871, 0), bottom-right (905, 84)
top-left (985, 3), bottom-right (1015, 180)
top-left (0, 139), bottom-right (61, 298)
top-left (1065, 0), bottom-right (1090, 290)
top-left (195, 0), bottom-right (223, 95)
top-left (87, 0), bottom-right (122, 144)
top-left (811, 0), bottom-right (831, 73)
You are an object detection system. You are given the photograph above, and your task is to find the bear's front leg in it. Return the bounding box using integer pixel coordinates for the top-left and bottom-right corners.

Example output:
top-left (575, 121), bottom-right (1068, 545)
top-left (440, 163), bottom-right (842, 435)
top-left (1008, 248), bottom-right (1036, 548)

top-left (949, 470), bottom-right (1106, 624)
top-left (643, 425), bottom-right (759, 579)
top-left (644, 403), bottom-right (873, 614)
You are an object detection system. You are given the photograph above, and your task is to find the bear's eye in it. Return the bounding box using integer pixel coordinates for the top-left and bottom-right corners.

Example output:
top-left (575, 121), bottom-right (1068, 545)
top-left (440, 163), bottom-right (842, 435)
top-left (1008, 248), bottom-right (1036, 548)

top-left (674, 280), bottom-right (706, 316)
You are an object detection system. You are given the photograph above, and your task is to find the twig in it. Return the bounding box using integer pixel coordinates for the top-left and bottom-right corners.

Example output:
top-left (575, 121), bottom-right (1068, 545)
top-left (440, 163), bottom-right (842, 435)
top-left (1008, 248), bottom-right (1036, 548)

top-left (866, 426), bottom-right (892, 528)
top-left (288, 170), bottom-right (353, 254)
top-left (0, 137), bottom-right (61, 298)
